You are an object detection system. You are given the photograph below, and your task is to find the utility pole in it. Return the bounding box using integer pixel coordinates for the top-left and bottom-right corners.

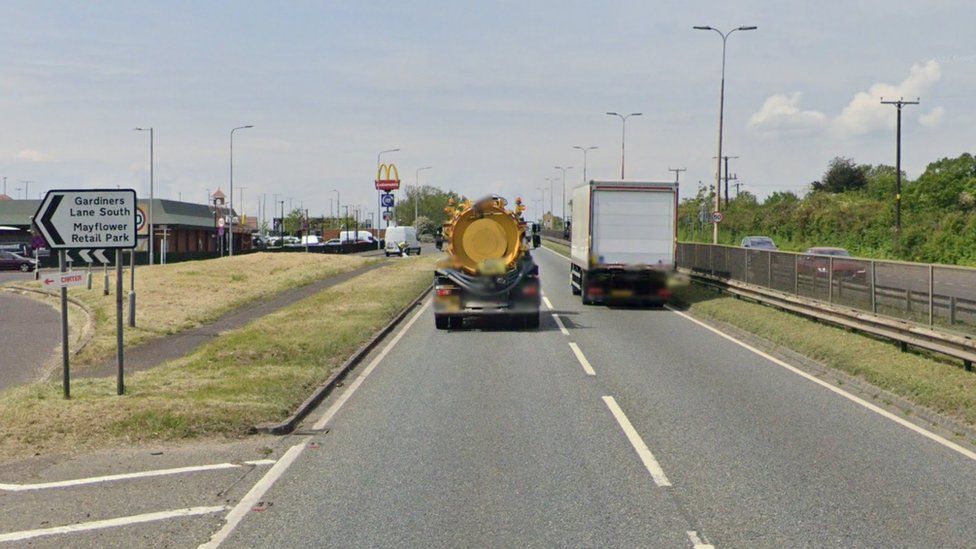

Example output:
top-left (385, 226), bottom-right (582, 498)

top-left (712, 155), bottom-right (738, 208)
top-left (20, 180), bottom-right (32, 200)
top-left (732, 177), bottom-right (743, 197)
top-left (881, 97), bottom-right (920, 233)
top-left (668, 167), bottom-right (686, 185)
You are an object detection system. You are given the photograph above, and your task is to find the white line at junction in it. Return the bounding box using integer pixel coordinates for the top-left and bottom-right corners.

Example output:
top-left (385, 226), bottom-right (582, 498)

top-left (0, 506), bottom-right (228, 543)
top-left (602, 396), bottom-right (671, 487)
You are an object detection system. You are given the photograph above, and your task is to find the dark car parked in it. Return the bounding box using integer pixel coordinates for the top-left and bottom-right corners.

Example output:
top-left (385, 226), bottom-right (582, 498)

top-left (0, 251), bottom-right (37, 272)
top-left (740, 236), bottom-right (778, 250)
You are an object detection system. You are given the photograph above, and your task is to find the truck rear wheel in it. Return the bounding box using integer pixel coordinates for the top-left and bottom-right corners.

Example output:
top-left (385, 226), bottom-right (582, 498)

top-left (580, 272), bottom-right (595, 305)
top-left (435, 314), bottom-right (450, 330)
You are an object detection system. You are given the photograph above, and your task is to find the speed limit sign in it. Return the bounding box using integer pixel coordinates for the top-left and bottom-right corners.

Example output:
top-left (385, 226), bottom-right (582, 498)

top-left (711, 211), bottom-right (724, 223)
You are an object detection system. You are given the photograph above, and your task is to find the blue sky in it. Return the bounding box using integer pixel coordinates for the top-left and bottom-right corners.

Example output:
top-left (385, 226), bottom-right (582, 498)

top-left (1, 1), bottom-right (973, 222)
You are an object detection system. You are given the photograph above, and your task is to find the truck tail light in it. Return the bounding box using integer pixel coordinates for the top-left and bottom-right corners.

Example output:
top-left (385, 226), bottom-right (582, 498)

top-left (435, 286), bottom-right (458, 296)
top-left (657, 288), bottom-right (672, 299)
top-left (522, 284), bottom-right (539, 296)
top-left (587, 286), bottom-right (604, 297)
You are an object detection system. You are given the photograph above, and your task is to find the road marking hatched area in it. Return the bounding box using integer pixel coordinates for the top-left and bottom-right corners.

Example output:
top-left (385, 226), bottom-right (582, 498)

top-left (0, 460), bottom-right (275, 492)
top-left (0, 506), bottom-right (229, 543)
top-left (665, 304), bottom-right (976, 464)
top-left (601, 396), bottom-right (672, 487)
top-left (568, 342), bottom-right (596, 376)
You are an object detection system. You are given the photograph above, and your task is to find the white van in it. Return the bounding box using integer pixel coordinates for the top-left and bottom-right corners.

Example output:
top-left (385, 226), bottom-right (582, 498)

top-left (338, 230), bottom-right (376, 244)
top-left (384, 226), bottom-right (421, 256)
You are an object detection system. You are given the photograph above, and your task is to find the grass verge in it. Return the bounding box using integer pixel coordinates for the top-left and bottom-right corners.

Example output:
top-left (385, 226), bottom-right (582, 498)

top-left (541, 238), bottom-right (570, 257)
top-left (0, 254), bottom-right (437, 461)
top-left (6, 252), bottom-right (373, 368)
top-left (544, 240), bottom-right (976, 427)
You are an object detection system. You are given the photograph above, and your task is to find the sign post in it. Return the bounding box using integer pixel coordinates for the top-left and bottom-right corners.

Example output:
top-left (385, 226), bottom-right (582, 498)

top-left (35, 189), bottom-right (138, 398)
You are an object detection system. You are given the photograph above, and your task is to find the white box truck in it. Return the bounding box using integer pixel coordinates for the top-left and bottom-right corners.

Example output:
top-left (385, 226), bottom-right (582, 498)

top-left (570, 180), bottom-right (678, 305)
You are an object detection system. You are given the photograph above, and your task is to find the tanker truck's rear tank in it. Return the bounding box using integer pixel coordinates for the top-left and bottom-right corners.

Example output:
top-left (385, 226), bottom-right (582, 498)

top-left (433, 195), bottom-right (542, 330)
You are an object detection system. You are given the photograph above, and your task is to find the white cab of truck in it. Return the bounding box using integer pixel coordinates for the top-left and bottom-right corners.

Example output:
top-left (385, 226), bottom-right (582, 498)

top-left (570, 180), bottom-right (677, 305)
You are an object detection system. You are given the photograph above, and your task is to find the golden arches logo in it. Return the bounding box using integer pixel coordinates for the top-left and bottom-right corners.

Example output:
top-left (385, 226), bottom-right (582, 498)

top-left (375, 163), bottom-right (401, 191)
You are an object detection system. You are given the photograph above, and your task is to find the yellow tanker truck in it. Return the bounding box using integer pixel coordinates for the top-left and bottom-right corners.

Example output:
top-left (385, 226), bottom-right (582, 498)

top-left (434, 195), bottom-right (542, 330)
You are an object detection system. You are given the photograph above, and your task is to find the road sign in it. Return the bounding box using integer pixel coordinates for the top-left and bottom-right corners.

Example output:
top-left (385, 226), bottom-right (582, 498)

top-left (42, 272), bottom-right (86, 289)
top-left (217, 217), bottom-right (225, 228)
top-left (30, 235), bottom-right (46, 249)
top-left (77, 249), bottom-right (110, 264)
top-left (712, 211), bottom-right (724, 223)
top-left (135, 206), bottom-right (146, 232)
top-left (381, 193), bottom-right (395, 208)
top-left (383, 210), bottom-right (393, 221)
top-left (34, 189), bottom-right (137, 249)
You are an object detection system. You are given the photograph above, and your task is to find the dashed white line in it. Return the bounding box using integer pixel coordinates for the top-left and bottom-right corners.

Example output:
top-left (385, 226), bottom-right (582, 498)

top-left (0, 460), bottom-right (276, 492)
top-left (0, 506), bottom-right (229, 543)
top-left (542, 296), bottom-right (554, 310)
top-left (552, 313), bottom-right (569, 335)
top-left (568, 342), bottom-right (595, 376)
top-left (666, 304), bottom-right (976, 464)
top-left (602, 396), bottom-right (671, 487)
top-left (686, 530), bottom-right (715, 548)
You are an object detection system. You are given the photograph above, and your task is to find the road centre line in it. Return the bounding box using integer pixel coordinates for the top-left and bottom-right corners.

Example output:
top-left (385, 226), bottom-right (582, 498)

top-left (665, 304), bottom-right (976, 464)
top-left (0, 460), bottom-right (276, 492)
top-left (686, 530), bottom-right (715, 549)
top-left (0, 506), bottom-right (229, 543)
top-left (552, 313), bottom-right (570, 335)
top-left (200, 299), bottom-right (432, 548)
top-left (568, 342), bottom-right (595, 376)
top-left (542, 296), bottom-right (554, 310)
top-left (313, 299), bottom-right (431, 431)
top-left (602, 396), bottom-right (671, 487)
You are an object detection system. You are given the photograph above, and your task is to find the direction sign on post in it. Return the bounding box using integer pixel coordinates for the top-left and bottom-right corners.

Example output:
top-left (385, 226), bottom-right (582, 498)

top-left (42, 272), bottom-right (86, 289)
top-left (34, 189), bottom-right (138, 249)
top-left (381, 193), bottom-right (395, 208)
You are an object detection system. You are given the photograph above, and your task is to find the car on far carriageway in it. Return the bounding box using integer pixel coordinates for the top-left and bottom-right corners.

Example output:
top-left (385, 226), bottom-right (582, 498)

top-left (0, 251), bottom-right (38, 272)
top-left (740, 236), bottom-right (778, 250)
top-left (798, 247), bottom-right (867, 281)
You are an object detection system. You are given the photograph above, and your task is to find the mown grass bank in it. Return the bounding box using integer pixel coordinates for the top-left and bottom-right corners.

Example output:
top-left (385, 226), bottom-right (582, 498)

top-left (542, 240), bottom-right (976, 427)
top-left (0, 255), bottom-right (437, 461)
top-left (6, 252), bottom-right (373, 369)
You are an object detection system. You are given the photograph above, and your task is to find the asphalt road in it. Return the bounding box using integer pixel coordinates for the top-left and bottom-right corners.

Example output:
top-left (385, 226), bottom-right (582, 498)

top-left (211, 245), bottom-right (976, 548)
top-left (0, 290), bottom-right (59, 389)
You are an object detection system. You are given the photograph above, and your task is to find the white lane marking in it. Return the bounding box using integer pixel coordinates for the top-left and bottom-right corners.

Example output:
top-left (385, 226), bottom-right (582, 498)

top-left (665, 305), bottom-right (976, 464)
top-left (0, 460), bottom-right (276, 492)
top-left (0, 506), bottom-right (228, 543)
top-left (602, 396), bottom-right (672, 487)
top-left (202, 300), bottom-right (431, 548)
top-left (199, 442), bottom-right (307, 549)
top-left (686, 530), bottom-right (715, 549)
top-left (542, 296), bottom-right (554, 310)
top-left (568, 342), bottom-right (595, 376)
top-left (541, 245), bottom-right (570, 261)
top-left (552, 313), bottom-right (570, 336)
top-left (313, 299), bottom-right (431, 430)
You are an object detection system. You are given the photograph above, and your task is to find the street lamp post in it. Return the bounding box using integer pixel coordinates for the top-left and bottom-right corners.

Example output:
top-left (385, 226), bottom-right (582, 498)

top-left (229, 125), bottom-right (254, 256)
top-left (415, 166), bottom-right (432, 225)
top-left (537, 187), bottom-right (546, 227)
top-left (693, 24), bottom-right (756, 243)
top-left (545, 177), bottom-right (558, 229)
top-left (554, 166), bottom-right (574, 228)
top-left (605, 112), bottom-right (641, 179)
top-left (332, 189), bottom-right (340, 231)
top-left (134, 128), bottom-right (154, 264)
top-left (573, 146), bottom-right (598, 185)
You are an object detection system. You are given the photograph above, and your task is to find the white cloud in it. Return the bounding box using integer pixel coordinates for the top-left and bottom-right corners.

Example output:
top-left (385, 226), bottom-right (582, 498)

top-left (918, 106), bottom-right (945, 127)
top-left (747, 92), bottom-right (826, 137)
top-left (16, 148), bottom-right (53, 162)
top-left (832, 60), bottom-right (941, 136)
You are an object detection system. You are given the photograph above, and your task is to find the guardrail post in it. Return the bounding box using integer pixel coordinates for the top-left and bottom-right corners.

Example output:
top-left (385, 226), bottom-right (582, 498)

top-left (928, 265), bottom-right (934, 326)
top-left (870, 260), bottom-right (877, 314)
top-left (767, 250), bottom-right (772, 288)
top-left (965, 360), bottom-right (973, 373)
top-left (905, 288), bottom-right (912, 313)
top-left (793, 254), bottom-right (799, 295)
top-left (950, 296), bottom-right (956, 325)
top-left (828, 256), bottom-right (834, 304)
top-left (744, 250), bottom-right (750, 284)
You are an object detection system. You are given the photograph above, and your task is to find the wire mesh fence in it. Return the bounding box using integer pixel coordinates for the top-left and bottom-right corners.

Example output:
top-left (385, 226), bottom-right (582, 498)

top-left (677, 243), bottom-right (976, 337)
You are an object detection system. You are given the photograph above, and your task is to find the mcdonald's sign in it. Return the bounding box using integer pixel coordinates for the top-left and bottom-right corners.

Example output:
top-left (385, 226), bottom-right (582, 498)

top-left (375, 163), bottom-right (401, 191)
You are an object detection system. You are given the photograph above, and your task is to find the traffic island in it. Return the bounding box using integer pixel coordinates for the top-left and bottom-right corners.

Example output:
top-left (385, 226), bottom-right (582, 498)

top-left (0, 254), bottom-right (438, 462)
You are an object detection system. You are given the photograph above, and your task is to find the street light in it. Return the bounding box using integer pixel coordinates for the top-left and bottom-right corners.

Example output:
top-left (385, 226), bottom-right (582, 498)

top-left (694, 24), bottom-right (756, 243)
top-left (545, 177), bottom-right (558, 229)
top-left (605, 112), bottom-right (641, 178)
top-left (415, 166), bottom-right (432, 225)
top-left (573, 146), bottom-right (598, 185)
top-left (554, 166), bottom-right (573, 228)
top-left (229, 125), bottom-right (254, 256)
top-left (537, 187), bottom-right (547, 227)
top-left (134, 128), bottom-right (154, 265)
top-left (332, 189), bottom-right (340, 230)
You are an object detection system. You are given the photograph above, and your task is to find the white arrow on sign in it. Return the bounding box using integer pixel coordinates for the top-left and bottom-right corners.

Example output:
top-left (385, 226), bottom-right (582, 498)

top-left (78, 249), bottom-right (111, 264)
top-left (42, 272), bottom-right (86, 289)
top-left (34, 189), bottom-right (138, 250)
